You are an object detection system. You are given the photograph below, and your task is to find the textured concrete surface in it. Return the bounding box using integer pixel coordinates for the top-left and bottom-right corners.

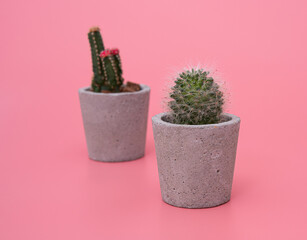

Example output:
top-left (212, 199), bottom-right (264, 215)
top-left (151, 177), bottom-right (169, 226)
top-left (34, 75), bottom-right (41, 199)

top-left (152, 113), bottom-right (240, 208)
top-left (79, 85), bottom-right (150, 162)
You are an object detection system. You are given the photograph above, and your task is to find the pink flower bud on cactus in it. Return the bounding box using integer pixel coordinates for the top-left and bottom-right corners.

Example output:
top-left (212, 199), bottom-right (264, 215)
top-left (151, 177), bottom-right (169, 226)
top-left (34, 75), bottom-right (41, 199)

top-left (100, 49), bottom-right (110, 58)
top-left (110, 48), bottom-right (119, 55)
top-left (100, 48), bottom-right (119, 58)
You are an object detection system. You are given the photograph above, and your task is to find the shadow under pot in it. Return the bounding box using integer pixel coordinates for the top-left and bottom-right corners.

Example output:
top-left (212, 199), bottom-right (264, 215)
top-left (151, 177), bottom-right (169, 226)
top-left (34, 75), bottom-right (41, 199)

top-left (152, 113), bottom-right (240, 208)
top-left (79, 84), bottom-right (150, 162)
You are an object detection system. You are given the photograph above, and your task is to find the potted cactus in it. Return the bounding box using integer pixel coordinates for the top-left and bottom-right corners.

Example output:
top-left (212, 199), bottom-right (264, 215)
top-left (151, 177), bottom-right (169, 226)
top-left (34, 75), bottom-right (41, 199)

top-left (152, 68), bottom-right (240, 208)
top-left (79, 27), bottom-right (150, 162)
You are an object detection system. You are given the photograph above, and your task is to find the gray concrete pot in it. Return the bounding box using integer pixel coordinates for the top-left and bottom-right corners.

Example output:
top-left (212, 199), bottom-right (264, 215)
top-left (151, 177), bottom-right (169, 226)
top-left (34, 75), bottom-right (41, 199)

top-left (152, 113), bottom-right (240, 208)
top-left (79, 84), bottom-right (150, 162)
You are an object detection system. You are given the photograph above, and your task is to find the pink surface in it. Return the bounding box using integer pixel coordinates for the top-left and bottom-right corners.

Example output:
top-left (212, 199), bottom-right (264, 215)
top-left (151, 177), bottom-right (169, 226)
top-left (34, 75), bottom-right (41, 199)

top-left (1, 0), bottom-right (307, 239)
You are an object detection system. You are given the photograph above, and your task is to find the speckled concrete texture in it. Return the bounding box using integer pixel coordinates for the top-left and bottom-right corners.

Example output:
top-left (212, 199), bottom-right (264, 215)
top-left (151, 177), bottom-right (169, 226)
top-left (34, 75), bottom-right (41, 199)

top-left (79, 85), bottom-right (150, 162)
top-left (152, 113), bottom-right (240, 208)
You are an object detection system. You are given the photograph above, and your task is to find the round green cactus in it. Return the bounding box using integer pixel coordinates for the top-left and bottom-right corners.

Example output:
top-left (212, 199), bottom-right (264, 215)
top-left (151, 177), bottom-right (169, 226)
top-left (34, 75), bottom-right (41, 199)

top-left (168, 68), bottom-right (224, 125)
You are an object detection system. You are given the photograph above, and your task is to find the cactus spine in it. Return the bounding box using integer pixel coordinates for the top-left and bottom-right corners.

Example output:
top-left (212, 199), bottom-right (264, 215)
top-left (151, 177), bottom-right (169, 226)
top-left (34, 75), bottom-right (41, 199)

top-left (88, 27), bottom-right (124, 92)
top-left (168, 68), bottom-right (224, 125)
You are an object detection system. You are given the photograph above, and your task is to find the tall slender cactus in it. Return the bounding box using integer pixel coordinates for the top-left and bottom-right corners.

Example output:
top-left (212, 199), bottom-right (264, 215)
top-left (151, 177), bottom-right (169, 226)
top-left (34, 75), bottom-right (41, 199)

top-left (88, 27), bottom-right (124, 92)
top-left (88, 27), bottom-right (105, 92)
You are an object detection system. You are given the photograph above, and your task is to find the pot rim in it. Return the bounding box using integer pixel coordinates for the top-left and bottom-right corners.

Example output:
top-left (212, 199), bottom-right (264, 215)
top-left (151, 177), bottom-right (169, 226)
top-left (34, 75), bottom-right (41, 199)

top-left (79, 84), bottom-right (150, 96)
top-left (152, 112), bottom-right (240, 128)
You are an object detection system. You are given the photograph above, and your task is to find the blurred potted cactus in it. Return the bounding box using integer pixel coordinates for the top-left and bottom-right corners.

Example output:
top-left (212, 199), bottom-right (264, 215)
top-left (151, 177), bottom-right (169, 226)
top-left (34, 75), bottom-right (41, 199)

top-left (152, 68), bottom-right (240, 208)
top-left (79, 27), bottom-right (150, 162)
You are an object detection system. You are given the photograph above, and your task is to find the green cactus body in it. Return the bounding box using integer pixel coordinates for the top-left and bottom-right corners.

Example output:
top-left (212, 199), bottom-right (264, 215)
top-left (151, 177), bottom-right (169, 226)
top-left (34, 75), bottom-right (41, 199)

top-left (88, 27), bottom-right (124, 92)
top-left (100, 49), bottom-right (124, 92)
top-left (88, 27), bottom-right (105, 92)
top-left (168, 68), bottom-right (224, 125)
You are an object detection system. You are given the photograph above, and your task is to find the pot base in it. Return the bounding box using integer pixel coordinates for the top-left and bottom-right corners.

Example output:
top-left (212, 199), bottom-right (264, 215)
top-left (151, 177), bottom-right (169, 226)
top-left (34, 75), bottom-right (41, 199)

top-left (88, 153), bottom-right (144, 163)
top-left (162, 197), bottom-right (230, 209)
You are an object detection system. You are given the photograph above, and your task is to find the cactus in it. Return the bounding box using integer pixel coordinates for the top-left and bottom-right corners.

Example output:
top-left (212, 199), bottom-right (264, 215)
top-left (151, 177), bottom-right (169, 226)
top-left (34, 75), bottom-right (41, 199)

top-left (168, 68), bottom-right (224, 125)
top-left (88, 27), bottom-right (124, 92)
top-left (88, 27), bottom-right (105, 92)
top-left (99, 48), bottom-right (124, 92)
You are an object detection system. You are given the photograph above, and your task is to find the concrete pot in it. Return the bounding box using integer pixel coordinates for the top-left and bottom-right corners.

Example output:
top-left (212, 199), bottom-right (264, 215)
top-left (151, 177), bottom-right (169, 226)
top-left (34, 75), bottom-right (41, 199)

top-left (152, 113), bottom-right (240, 208)
top-left (79, 84), bottom-right (150, 162)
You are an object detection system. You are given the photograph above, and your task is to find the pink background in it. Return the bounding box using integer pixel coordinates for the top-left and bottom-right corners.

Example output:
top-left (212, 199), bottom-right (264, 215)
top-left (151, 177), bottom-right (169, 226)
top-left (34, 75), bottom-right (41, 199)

top-left (1, 0), bottom-right (307, 239)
